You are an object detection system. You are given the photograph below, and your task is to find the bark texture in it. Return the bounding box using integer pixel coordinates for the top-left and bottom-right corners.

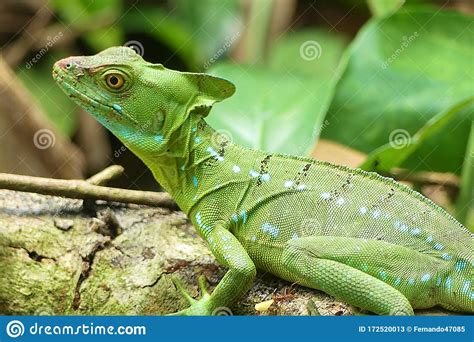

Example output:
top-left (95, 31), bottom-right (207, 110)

top-left (0, 190), bottom-right (451, 316)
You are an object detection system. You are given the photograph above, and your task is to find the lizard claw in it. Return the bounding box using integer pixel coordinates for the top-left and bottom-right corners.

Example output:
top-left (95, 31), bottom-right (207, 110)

top-left (168, 275), bottom-right (214, 316)
top-left (171, 276), bottom-right (198, 305)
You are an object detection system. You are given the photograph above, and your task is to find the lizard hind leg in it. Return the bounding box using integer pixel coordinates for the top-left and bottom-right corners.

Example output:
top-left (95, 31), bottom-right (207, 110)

top-left (281, 237), bottom-right (414, 315)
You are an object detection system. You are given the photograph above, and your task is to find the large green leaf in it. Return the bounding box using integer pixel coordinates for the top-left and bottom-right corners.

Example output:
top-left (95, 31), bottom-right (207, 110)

top-left (322, 7), bottom-right (473, 174)
top-left (360, 97), bottom-right (474, 172)
top-left (457, 121), bottom-right (474, 230)
top-left (207, 63), bottom-right (332, 155)
top-left (268, 29), bottom-right (348, 80)
top-left (206, 28), bottom-right (347, 155)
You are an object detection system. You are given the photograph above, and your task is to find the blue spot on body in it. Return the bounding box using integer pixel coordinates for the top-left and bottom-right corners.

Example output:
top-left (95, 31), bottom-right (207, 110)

top-left (231, 213), bottom-right (238, 223)
top-left (191, 127), bottom-right (197, 132)
top-left (232, 165), bottom-right (241, 173)
top-left (291, 232), bottom-right (299, 240)
top-left (455, 260), bottom-right (467, 271)
top-left (112, 104), bottom-right (122, 113)
top-left (445, 277), bottom-right (452, 290)
top-left (408, 278), bottom-right (415, 285)
top-left (195, 211), bottom-right (212, 234)
top-left (297, 184), bottom-right (306, 191)
top-left (421, 273), bottom-right (431, 282)
top-left (194, 137), bottom-right (201, 144)
top-left (206, 147), bottom-right (224, 161)
top-left (154, 135), bottom-right (164, 143)
top-left (442, 253), bottom-right (452, 261)
top-left (249, 170), bottom-right (259, 178)
top-left (261, 173), bottom-right (271, 182)
top-left (361, 264), bottom-right (368, 272)
top-left (400, 223), bottom-right (408, 232)
top-left (426, 235), bottom-right (433, 243)
top-left (436, 277), bottom-right (442, 286)
top-left (379, 271), bottom-right (387, 280)
top-left (192, 176), bottom-right (198, 187)
top-left (462, 281), bottom-right (470, 294)
top-left (240, 210), bottom-right (247, 224)
top-left (321, 192), bottom-right (331, 200)
top-left (411, 228), bottom-right (421, 235)
top-left (471, 292), bottom-right (474, 301)
top-left (196, 212), bottom-right (202, 225)
top-left (261, 223), bottom-right (279, 239)
top-left (394, 278), bottom-right (401, 286)
top-left (372, 210), bottom-right (381, 219)
top-left (433, 243), bottom-right (444, 251)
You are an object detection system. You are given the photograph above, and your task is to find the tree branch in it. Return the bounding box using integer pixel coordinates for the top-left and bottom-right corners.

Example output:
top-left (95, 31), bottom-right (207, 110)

top-left (0, 168), bottom-right (179, 210)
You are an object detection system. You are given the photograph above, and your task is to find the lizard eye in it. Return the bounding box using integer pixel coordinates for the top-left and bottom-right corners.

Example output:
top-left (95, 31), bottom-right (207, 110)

top-left (105, 73), bottom-right (125, 89)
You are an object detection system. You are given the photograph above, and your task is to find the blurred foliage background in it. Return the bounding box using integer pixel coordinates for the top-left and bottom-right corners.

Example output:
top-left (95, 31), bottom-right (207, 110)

top-left (0, 0), bottom-right (472, 229)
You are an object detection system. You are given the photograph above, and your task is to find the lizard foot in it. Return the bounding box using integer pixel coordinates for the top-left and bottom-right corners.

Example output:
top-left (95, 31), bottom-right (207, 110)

top-left (169, 275), bottom-right (228, 316)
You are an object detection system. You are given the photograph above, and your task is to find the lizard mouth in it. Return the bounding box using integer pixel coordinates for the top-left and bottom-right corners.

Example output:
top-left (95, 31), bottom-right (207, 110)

top-left (53, 64), bottom-right (138, 125)
top-left (53, 65), bottom-right (111, 112)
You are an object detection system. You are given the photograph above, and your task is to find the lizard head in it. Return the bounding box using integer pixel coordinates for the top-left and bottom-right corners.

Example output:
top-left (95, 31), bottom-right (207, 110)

top-left (53, 46), bottom-right (235, 155)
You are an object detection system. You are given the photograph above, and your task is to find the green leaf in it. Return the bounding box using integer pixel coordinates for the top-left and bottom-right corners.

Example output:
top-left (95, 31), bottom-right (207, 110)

top-left (457, 121), bottom-right (474, 230)
top-left (322, 7), bottom-right (474, 174)
top-left (360, 97), bottom-right (474, 172)
top-left (207, 63), bottom-right (333, 155)
top-left (172, 0), bottom-right (242, 68)
top-left (367, 0), bottom-right (405, 17)
top-left (268, 29), bottom-right (348, 80)
top-left (205, 28), bottom-right (348, 155)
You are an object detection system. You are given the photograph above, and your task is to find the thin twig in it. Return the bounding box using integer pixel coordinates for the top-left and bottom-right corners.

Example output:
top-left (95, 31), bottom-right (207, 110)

top-left (86, 165), bottom-right (124, 185)
top-left (0, 172), bottom-right (179, 210)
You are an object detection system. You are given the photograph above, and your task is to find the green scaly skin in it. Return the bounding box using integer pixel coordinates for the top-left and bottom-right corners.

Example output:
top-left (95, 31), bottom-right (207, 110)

top-left (53, 47), bottom-right (473, 316)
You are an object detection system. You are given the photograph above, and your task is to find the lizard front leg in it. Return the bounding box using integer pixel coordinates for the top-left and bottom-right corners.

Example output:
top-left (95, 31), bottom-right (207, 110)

top-left (170, 224), bottom-right (256, 315)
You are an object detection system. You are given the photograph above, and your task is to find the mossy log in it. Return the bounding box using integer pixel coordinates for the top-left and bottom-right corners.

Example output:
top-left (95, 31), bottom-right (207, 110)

top-left (0, 190), bottom-right (450, 316)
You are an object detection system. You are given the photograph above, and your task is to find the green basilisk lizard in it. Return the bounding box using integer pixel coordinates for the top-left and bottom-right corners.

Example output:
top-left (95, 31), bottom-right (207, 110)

top-left (53, 47), bottom-right (473, 316)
